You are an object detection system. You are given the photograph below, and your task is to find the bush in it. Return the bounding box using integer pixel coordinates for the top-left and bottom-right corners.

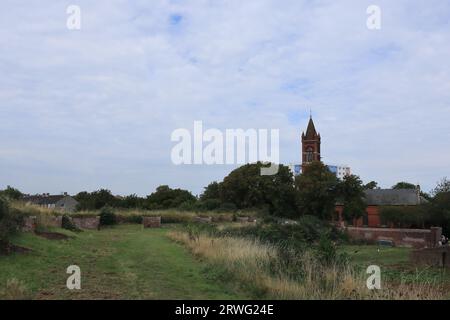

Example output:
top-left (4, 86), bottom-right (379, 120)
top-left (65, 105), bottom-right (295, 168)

top-left (199, 199), bottom-right (222, 211)
top-left (122, 214), bottom-right (143, 224)
top-left (61, 215), bottom-right (80, 232)
top-left (217, 202), bottom-right (237, 212)
top-left (99, 206), bottom-right (117, 226)
top-left (0, 197), bottom-right (22, 253)
top-left (380, 206), bottom-right (426, 228)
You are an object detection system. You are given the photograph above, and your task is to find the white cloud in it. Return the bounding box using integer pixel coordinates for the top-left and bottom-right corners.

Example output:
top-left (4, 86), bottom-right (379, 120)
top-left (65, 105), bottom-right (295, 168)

top-left (0, 0), bottom-right (449, 195)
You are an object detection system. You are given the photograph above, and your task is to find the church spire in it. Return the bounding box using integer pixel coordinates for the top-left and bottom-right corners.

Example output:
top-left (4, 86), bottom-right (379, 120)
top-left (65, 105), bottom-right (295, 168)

top-left (301, 113), bottom-right (321, 165)
top-left (305, 116), bottom-right (317, 139)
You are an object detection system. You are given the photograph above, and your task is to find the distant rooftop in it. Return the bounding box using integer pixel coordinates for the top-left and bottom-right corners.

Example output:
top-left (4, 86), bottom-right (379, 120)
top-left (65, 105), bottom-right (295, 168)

top-left (364, 189), bottom-right (426, 206)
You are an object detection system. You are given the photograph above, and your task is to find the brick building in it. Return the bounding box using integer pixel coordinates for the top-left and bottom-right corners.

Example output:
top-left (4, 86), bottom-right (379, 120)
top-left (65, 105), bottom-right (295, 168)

top-left (335, 188), bottom-right (428, 228)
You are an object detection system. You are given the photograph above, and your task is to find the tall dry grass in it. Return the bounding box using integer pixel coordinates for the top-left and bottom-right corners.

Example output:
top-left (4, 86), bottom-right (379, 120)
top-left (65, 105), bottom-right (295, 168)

top-left (168, 230), bottom-right (444, 300)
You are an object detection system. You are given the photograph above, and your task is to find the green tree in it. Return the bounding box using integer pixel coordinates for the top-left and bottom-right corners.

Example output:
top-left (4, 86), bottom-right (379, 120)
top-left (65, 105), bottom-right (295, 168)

top-left (427, 191), bottom-right (450, 234)
top-left (0, 186), bottom-right (23, 200)
top-left (145, 185), bottom-right (197, 210)
top-left (0, 197), bottom-right (21, 253)
top-left (392, 181), bottom-right (417, 190)
top-left (119, 194), bottom-right (145, 208)
top-left (364, 181), bottom-right (378, 190)
top-left (200, 182), bottom-right (221, 201)
top-left (219, 162), bottom-right (298, 217)
top-left (74, 189), bottom-right (118, 210)
top-left (295, 161), bottom-right (339, 220)
top-left (337, 175), bottom-right (367, 222)
top-left (432, 177), bottom-right (450, 196)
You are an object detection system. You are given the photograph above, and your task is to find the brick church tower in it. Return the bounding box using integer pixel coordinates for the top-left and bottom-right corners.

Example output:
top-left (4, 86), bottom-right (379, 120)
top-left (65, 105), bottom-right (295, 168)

top-left (301, 116), bottom-right (321, 166)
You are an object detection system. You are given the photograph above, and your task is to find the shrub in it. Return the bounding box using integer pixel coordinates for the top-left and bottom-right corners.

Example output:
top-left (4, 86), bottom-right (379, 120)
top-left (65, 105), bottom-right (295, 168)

top-left (62, 215), bottom-right (80, 232)
top-left (380, 206), bottom-right (426, 228)
top-left (200, 199), bottom-right (222, 211)
top-left (217, 202), bottom-right (237, 212)
top-left (218, 215), bottom-right (345, 251)
top-left (99, 206), bottom-right (117, 226)
top-left (0, 197), bottom-right (22, 253)
top-left (122, 214), bottom-right (143, 224)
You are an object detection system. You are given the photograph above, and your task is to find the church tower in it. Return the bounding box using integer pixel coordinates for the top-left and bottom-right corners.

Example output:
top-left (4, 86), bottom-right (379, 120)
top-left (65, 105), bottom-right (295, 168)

top-left (301, 116), bottom-right (321, 166)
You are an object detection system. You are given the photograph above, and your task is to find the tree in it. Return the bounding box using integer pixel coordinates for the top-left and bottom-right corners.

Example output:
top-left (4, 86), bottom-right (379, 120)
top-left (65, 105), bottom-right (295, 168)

top-left (364, 181), bottom-right (378, 190)
top-left (200, 182), bottom-right (221, 201)
top-left (219, 162), bottom-right (298, 217)
top-left (119, 194), bottom-right (145, 208)
top-left (337, 175), bottom-right (367, 222)
top-left (295, 161), bottom-right (339, 220)
top-left (432, 177), bottom-right (450, 196)
top-left (145, 185), bottom-right (197, 210)
top-left (0, 186), bottom-right (23, 200)
top-left (74, 189), bottom-right (118, 210)
top-left (427, 191), bottom-right (450, 234)
top-left (0, 197), bottom-right (21, 253)
top-left (392, 182), bottom-right (417, 190)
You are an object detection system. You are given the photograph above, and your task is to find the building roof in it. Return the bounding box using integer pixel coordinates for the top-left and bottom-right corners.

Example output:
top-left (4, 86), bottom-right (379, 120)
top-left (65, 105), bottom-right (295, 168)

top-left (23, 194), bottom-right (73, 205)
top-left (364, 189), bottom-right (425, 206)
top-left (304, 117), bottom-right (318, 139)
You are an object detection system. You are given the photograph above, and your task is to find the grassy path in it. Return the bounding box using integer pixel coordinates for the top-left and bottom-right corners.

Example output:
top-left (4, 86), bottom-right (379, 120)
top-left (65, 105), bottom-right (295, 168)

top-left (0, 225), bottom-right (247, 299)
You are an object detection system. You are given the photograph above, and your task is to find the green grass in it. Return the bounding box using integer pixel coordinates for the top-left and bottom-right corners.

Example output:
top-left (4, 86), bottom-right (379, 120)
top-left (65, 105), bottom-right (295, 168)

top-left (339, 245), bottom-right (411, 267)
top-left (0, 224), bottom-right (248, 300)
top-left (339, 244), bottom-right (450, 291)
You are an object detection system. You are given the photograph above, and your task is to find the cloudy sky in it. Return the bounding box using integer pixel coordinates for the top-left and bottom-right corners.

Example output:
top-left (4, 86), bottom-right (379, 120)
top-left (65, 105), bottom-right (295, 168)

top-left (1, 0), bottom-right (449, 196)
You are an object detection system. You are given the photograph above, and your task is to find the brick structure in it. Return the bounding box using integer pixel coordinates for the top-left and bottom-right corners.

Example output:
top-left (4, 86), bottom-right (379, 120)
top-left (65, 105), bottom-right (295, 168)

top-left (22, 216), bottom-right (37, 232)
top-left (72, 216), bottom-right (100, 230)
top-left (46, 216), bottom-right (63, 228)
top-left (301, 116), bottom-right (321, 167)
top-left (335, 188), bottom-right (428, 228)
top-left (411, 246), bottom-right (450, 267)
top-left (143, 216), bottom-right (161, 228)
top-left (194, 216), bottom-right (212, 223)
top-left (345, 226), bottom-right (441, 248)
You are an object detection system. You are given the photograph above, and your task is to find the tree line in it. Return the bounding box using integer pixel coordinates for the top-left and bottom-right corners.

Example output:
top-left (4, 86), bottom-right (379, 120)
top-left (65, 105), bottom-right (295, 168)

top-left (1, 162), bottom-right (449, 232)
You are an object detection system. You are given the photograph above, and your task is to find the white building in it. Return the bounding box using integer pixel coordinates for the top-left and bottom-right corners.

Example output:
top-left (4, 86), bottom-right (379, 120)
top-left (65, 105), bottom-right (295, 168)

top-left (288, 164), bottom-right (351, 180)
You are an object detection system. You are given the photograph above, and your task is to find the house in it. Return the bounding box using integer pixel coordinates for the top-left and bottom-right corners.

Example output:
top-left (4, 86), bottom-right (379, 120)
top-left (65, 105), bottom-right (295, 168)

top-left (335, 188), bottom-right (427, 228)
top-left (23, 193), bottom-right (79, 212)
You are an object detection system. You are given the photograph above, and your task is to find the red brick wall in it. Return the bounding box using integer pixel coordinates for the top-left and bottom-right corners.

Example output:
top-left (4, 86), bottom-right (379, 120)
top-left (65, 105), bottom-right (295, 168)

top-left (346, 226), bottom-right (441, 248)
top-left (334, 205), bottom-right (385, 228)
top-left (367, 206), bottom-right (381, 227)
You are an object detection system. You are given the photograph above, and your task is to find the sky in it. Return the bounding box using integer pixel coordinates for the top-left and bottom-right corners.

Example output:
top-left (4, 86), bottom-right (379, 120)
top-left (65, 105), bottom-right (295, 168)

top-left (0, 0), bottom-right (449, 196)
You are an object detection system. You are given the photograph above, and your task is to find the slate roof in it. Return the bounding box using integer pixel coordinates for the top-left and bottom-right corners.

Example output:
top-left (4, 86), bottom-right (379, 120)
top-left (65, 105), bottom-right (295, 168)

top-left (23, 195), bottom-right (67, 205)
top-left (304, 117), bottom-right (318, 139)
top-left (364, 189), bottom-right (425, 206)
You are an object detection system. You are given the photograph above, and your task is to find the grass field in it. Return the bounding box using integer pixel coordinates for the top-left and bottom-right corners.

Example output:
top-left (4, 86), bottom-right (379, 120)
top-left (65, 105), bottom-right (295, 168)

top-left (340, 245), bottom-right (450, 290)
top-left (0, 225), bottom-right (247, 299)
top-left (1, 222), bottom-right (449, 300)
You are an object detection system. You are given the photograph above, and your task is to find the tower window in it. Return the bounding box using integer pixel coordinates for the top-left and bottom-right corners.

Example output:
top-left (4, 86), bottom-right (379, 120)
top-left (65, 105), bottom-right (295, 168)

top-left (306, 147), bottom-right (314, 162)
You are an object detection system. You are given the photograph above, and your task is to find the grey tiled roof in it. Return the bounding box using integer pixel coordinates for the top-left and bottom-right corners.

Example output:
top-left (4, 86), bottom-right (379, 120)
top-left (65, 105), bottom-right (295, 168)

top-left (23, 195), bottom-right (66, 205)
top-left (364, 189), bottom-right (424, 206)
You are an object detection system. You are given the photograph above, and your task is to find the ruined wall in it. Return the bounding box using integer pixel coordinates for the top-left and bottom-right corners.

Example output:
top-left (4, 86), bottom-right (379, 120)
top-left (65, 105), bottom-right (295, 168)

top-left (346, 226), bottom-right (441, 248)
top-left (411, 247), bottom-right (450, 267)
top-left (72, 216), bottom-right (100, 230)
top-left (143, 216), bottom-right (161, 228)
